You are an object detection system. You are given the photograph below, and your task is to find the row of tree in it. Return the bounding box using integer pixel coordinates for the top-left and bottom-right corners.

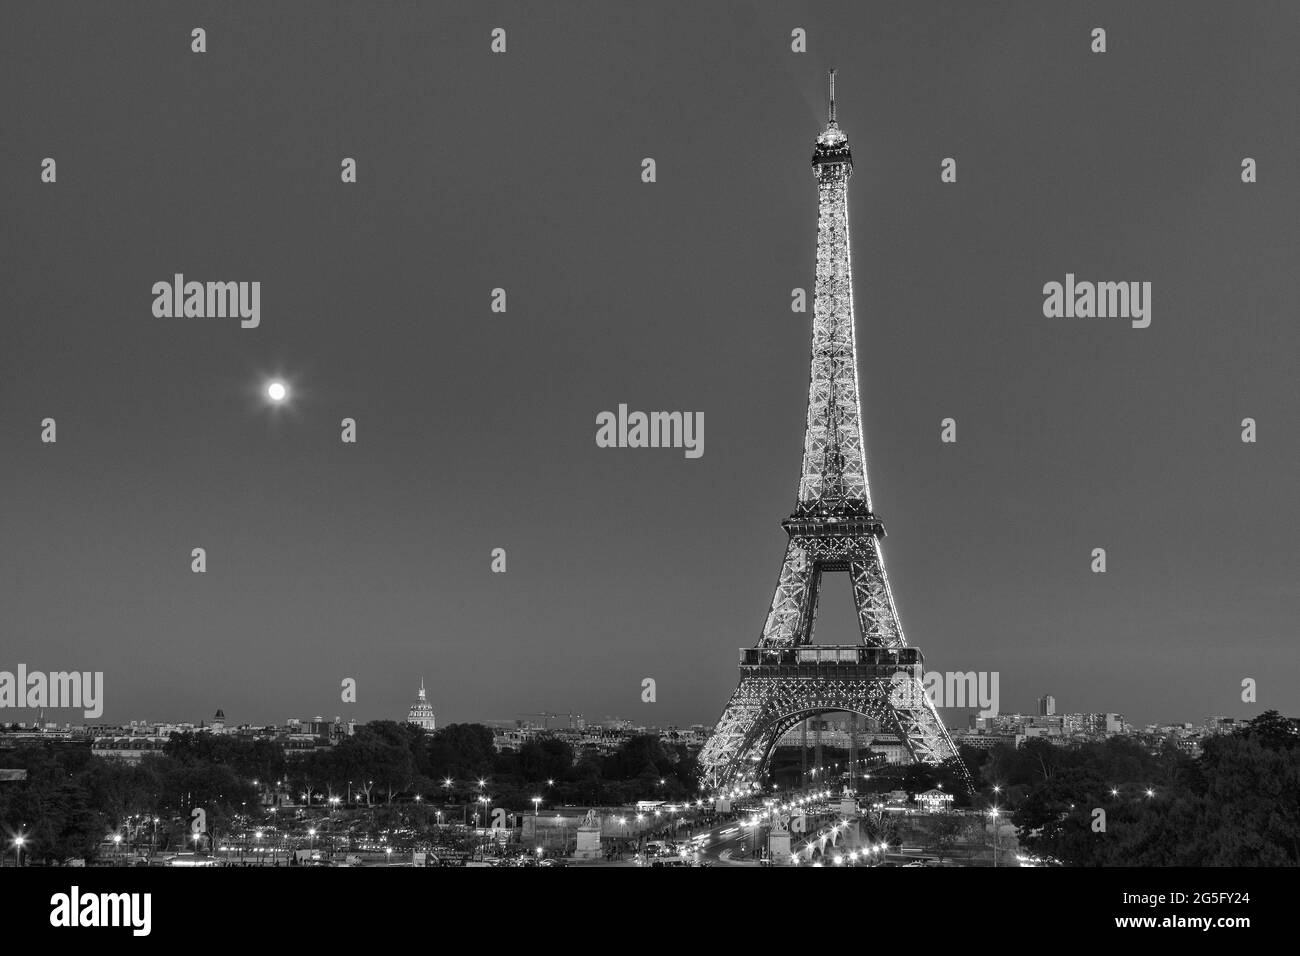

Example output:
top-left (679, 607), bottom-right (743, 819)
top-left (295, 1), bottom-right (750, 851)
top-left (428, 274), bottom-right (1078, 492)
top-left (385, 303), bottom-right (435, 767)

top-left (281, 722), bottom-right (698, 808)
top-left (0, 723), bottom-right (697, 863)
top-left (1000, 712), bottom-right (1300, 865)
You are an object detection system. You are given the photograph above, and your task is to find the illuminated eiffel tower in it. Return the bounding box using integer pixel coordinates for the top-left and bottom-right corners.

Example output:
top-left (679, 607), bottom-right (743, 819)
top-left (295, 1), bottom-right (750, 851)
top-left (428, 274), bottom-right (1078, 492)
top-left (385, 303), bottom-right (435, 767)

top-left (698, 71), bottom-right (965, 791)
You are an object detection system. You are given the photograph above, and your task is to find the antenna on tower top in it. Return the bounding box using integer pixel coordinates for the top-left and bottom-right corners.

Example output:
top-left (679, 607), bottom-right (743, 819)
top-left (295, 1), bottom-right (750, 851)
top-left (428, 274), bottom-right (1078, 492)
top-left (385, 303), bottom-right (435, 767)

top-left (828, 68), bottom-right (836, 122)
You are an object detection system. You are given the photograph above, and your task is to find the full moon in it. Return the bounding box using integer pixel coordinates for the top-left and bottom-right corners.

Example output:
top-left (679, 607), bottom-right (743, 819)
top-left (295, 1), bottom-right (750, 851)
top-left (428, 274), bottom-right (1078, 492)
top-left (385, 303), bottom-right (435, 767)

top-left (267, 382), bottom-right (287, 402)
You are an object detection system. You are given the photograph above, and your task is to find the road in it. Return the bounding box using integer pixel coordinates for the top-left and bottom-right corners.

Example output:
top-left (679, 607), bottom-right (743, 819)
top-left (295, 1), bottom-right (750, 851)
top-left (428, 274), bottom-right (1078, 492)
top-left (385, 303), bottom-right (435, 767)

top-left (691, 818), bottom-right (764, 866)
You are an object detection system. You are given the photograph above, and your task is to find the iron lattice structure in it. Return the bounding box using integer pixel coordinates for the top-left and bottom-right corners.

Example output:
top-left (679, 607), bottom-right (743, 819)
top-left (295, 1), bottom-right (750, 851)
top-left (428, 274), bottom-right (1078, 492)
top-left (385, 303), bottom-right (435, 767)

top-left (699, 72), bottom-right (965, 790)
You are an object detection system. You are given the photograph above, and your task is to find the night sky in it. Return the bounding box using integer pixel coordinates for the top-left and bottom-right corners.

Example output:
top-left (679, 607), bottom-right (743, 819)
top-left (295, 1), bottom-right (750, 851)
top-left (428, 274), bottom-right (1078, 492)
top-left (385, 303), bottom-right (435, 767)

top-left (2, 2), bottom-right (1296, 730)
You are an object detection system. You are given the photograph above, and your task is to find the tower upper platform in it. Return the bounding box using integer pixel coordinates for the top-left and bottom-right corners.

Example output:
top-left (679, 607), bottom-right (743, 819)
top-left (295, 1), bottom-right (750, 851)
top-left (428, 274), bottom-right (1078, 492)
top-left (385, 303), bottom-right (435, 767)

top-left (812, 69), bottom-right (853, 174)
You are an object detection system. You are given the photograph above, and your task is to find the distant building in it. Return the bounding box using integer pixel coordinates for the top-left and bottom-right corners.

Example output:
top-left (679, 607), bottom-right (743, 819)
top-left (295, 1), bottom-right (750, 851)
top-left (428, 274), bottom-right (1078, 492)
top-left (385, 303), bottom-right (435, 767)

top-left (916, 788), bottom-right (954, 811)
top-left (1205, 716), bottom-right (1241, 735)
top-left (970, 711), bottom-right (1125, 742)
top-left (406, 679), bottom-right (437, 732)
top-left (90, 734), bottom-right (169, 763)
top-left (951, 730), bottom-right (1022, 750)
top-left (493, 727), bottom-right (536, 753)
top-left (1037, 695), bottom-right (1056, 717)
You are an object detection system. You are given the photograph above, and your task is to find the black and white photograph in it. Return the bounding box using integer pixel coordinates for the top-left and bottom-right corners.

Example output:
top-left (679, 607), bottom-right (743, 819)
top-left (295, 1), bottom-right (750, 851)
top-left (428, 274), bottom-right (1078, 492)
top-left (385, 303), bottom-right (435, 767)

top-left (1, 1), bottom-right (1295, 940)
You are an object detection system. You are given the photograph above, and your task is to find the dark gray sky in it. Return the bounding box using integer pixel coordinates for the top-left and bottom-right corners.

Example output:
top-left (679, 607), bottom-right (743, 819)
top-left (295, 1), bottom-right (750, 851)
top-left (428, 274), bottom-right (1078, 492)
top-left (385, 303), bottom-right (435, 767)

top-left (2, 2), bottom-right (1296, 730)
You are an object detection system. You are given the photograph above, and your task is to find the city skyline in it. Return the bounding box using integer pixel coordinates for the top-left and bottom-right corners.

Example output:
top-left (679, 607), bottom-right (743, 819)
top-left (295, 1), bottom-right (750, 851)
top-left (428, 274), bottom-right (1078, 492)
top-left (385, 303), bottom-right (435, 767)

top-left (0, 676), bottom-right (1252, 736)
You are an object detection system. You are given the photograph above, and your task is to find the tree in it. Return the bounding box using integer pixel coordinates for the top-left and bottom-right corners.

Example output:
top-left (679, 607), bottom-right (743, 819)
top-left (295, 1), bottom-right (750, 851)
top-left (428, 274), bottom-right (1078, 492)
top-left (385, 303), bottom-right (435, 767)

top-left (925, 816), bottom-right (976, 865)
top-left (427, 724), bottom-right (496, 779)
top-left (518, 738), bottom-right (573, 783)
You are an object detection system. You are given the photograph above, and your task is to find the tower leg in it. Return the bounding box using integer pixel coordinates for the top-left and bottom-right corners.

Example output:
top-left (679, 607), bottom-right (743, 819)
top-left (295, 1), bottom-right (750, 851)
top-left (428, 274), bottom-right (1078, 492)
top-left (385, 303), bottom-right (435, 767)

top-left (758, 539), bottom-right (820, 647)
top-left (814, 717), bottom-right (823, 785)
top-left (848, 712), bottom-right (857, 792)
top-left (801, 719), bottom-right (808, 790)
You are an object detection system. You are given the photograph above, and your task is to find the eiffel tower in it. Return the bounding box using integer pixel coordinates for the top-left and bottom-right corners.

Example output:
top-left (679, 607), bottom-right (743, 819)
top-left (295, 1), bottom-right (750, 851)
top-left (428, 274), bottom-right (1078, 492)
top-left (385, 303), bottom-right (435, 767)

top-left (699, 71), bottom-right (965, 791)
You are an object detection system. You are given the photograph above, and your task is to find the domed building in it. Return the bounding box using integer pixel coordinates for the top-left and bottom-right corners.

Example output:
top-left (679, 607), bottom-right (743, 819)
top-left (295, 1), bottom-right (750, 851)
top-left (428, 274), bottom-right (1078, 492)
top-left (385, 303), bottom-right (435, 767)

top-left (406, 679), bottom-right (436, 732)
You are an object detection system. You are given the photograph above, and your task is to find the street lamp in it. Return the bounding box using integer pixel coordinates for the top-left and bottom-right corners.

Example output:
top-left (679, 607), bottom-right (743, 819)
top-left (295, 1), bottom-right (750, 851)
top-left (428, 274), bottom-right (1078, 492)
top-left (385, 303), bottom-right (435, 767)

top-left (988, 808), bottom-right (1001, 868)
top-left (12, 835), bottom-right (24, 868)
top-left (112, 833), bottom-right (122, 864)
top-left (476, 796), bottom-right (489, 860)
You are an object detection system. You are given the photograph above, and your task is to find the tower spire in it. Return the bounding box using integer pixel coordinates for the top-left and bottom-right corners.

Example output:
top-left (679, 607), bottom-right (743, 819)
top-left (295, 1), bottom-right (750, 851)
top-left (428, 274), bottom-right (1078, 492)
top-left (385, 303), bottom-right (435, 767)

top-left (828, 68), bottom-right (836, 123)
